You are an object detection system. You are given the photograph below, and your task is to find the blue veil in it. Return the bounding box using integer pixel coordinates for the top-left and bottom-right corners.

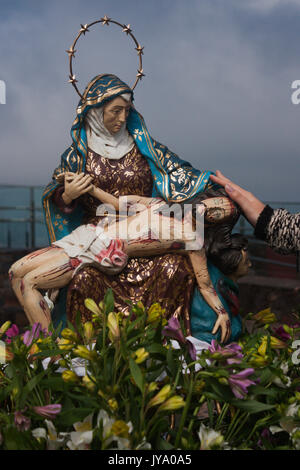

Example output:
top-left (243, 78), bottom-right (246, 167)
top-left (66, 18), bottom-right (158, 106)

top-left (42, 74), bottom-right (217, 242)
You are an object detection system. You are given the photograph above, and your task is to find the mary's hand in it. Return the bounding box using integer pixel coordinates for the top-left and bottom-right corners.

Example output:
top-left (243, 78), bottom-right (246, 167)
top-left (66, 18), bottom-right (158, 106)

top-left (62, 172), bottom-right (94, 205)
top-left (211, 312), bottom-right (231, 344)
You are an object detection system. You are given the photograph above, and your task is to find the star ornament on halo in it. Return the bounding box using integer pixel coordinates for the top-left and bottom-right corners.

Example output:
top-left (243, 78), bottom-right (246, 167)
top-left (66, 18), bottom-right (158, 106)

top-left (136, 68), bottom-right (145, 80)
top-left (66, 46), bottom-right (76, 58)
top-left (101, 15), bottom-right (111, 26)
top-left (79, 24), bottom-right (90, 35)
top-left (122, 24), bottom-right (132, 35)
top-left (68, 74), bottom-right (78, 84)
top-left (135, 45), bottom-right (144, 56)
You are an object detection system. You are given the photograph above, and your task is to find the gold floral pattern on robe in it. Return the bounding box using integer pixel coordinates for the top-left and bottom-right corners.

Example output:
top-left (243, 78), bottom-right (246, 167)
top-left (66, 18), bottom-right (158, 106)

top-left (66, 145), bottom-right (196, 333)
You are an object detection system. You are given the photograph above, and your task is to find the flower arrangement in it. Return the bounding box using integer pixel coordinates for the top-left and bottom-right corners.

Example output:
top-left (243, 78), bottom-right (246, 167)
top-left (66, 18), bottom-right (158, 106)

top-left (0, 290), bottom-right (300, 450)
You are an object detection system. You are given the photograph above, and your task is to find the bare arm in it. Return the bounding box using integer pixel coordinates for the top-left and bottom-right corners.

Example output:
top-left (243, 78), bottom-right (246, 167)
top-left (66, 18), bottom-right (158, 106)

top-left (188, 249), bottom-right (231, 344)
top-left (89, 185), bottom-right (120, 211)
top-left (210, 170), bottom-right (265, 226)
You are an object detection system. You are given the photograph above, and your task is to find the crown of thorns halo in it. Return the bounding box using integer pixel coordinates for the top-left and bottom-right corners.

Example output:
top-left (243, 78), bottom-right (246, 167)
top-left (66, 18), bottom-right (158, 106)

top-left (66, 16), bottom-right (145, 99)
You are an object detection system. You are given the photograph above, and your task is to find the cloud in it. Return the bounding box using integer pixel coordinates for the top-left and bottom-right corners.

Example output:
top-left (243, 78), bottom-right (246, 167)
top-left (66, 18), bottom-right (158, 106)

top-left (232, 0), bottom-right (300, 12)
top-left (0, 0), bottom-right (299, 201)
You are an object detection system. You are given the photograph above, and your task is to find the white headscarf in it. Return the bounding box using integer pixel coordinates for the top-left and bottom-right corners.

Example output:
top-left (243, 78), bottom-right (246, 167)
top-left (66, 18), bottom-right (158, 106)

top-left (85, 93), bottom-right (134, 159)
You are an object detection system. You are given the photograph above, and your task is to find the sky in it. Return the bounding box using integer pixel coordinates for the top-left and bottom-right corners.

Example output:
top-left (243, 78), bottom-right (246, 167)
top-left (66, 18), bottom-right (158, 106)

top-left (0, 0), bottom-right (300, 202)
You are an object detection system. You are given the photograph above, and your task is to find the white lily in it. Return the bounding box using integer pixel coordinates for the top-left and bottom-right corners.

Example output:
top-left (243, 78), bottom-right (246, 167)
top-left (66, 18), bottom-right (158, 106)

top-left (291, 428), bottom-right (300, 450)
top-left (198, 424), bottom-right (225, 450)
top-left (97, 409), bottom-right (132, 449)
top-left (32, 420), bottom-right (67, 450)
top-left (67, 413), bottom-right (94, 450)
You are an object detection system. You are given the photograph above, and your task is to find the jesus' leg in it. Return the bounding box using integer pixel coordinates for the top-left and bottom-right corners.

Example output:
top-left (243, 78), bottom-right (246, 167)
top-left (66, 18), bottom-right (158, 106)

top-left (9, 247), bottom-right (74, 328)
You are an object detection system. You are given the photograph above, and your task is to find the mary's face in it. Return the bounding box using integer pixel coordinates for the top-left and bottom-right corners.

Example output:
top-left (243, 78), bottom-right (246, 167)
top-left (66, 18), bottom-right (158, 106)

top-left (103, 96), bottom-right (131, 134)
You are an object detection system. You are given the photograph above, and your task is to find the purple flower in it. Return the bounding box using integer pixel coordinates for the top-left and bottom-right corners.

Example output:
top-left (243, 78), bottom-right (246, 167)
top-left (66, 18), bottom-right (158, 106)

top-left (5, 324), bottom-right (19, 343)
top-left (186, 340), bottom-right (197, 361)
top-left (209, 340), bottom-right (243, 364)
top-left (257, 428), bottom-right (271, 447)
top-left (162, 316), bottom-right (197, 361)
top-left (228, 368), bottom-right (256, 399)
top-left (32, 404), bottom-right (62, 419)
top-left (273, 325), bottom-right (291, 342)
top-left (23, 322), bottom-right (42, 347)
top-left (14, 410), bottom-right (31, 432)
top-left (162, 317), bottom-right (186, 344)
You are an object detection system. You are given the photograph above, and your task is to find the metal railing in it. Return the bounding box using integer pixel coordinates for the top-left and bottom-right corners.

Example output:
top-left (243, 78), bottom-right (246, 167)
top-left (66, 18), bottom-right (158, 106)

top-left (0, 185), bottom-right (46, 249)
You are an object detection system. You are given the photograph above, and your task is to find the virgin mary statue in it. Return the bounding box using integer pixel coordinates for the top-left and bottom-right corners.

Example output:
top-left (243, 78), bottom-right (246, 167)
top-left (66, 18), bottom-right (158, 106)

top-left (42, 74), bottom-right (219, 334)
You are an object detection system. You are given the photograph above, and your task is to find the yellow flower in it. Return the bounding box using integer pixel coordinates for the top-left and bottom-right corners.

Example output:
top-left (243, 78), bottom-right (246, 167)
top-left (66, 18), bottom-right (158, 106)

top-left (28, 343), bottom-right (40, 357)
top-left (58, 338), bottom-right (75, 351)
top-left (83, 322), bottom-right (94, 342)
top-left (108, 398), bottom-right (118, 412)
top-left (252, 308), bottom-right (277, 324)
top-left (82, 374), bottom-right (96, 391)
top-left (107, 312), bottom-right (120, 341)
top-left (147, 382), bottom-right (158, 394)
top-left (257, 336), bottom-right (268, 356)
top-left (249, 353), bottom-right (269, 367)
top-left (62, 370), bottom-right (78, 383)
top-left (146, 303), bottom-right (166, 324)
top-left (111, 420), bottom-right (130, 438)
top-left (283, 324), bottom-right (294, 335)
top-left (0, 321), bottom-right (11, 335)
top-left (97, 388), bottom-right (106, 399)
top-left (58, 359), bottom-right (68, 368)
top-left (270, 336), bottom-right (286, 349)
top-left (84, 298), bottom-right (104, 317)
top-left (132, 348), bottom-right (149, 364)
top-left (147, 385), bottom-right (171, 409)
top-left (0, 343), bottom-right (13, 362)
top-left (157, 395), bottom-right (185, 412)
top-left (61, 328), bottom-right (79, 343)
top-left (73, 345), bottom-right (97, 361)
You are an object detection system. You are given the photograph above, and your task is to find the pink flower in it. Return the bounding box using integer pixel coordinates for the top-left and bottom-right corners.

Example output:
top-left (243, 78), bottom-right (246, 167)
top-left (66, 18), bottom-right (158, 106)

top-left (14, 410), bottom-right (31, 432)
top-left (228, 368), bottom-right (256, 399)
top-left (32, 404), bottom-right (62, 419)
top-left (23, 322), bottom-right (42, 347)
top-left (5, 324), bottom-right (19, 343)
top-left (209, 340), bottom-right (243, 364)
top-left (162, 316), bottom-right (197, 361)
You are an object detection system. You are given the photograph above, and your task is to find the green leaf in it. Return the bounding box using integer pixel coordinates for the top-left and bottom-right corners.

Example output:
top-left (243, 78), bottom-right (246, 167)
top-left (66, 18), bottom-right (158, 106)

top-left (147, 344), bottom-right (167, 356)
top-left (57, 407), bottom-right (94, 426)
top-left (166, 346), bottom-right (176, 376)
top-left (104, 288), bottom-right (115, 314)
top-left (249, 385), bottom-right (279, 398)
top-left (129, 357), bottom-right (144, 393)
top-left (231, 399), bottom-right (275, 414)
top-left (19, 369), bottom-right (48, 408)
top-left (209, 378), bottom-right (234, 402)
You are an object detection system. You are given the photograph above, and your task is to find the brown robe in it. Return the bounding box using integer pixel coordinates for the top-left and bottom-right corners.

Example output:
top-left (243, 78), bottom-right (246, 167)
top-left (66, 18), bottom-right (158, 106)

top-left (64, 145), bottom-right (196, 333)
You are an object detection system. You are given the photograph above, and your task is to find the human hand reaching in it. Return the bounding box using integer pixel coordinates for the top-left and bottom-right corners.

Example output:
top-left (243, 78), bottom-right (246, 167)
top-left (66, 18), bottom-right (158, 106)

top-left (62, 172), bottom-right (94, 204)
top-left (210, 170), bottom-right (265, 227)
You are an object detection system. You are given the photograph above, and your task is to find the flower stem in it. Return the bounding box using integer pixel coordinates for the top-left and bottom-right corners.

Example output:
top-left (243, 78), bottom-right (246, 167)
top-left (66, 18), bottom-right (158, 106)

top-left (174, 377), bottom-right (194, 448)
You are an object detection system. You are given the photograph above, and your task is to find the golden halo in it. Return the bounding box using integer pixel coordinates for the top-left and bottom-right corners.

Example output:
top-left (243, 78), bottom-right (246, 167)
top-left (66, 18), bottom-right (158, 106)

top-left (66, 16), bottom-right (145, 99)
